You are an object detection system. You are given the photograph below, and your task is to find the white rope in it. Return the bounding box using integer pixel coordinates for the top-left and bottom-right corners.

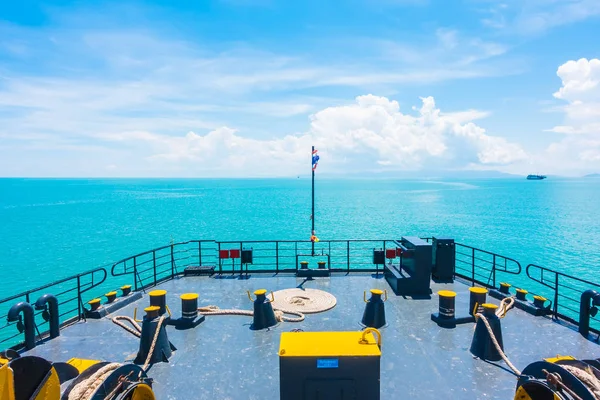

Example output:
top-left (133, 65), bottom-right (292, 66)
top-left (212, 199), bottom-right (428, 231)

top-left (474, 313), bottom-right (522, 376)
top-left (561, 365), bottom-right (600, 400)
top-left (142, 315), bottom-right (166, 371)
top-left (496, 297), bottom-right (515, 318)
top-left (198, 305), bottom-right (305, 322)
top-left (270, 288), bottom-right (337, 314)
top-left (111, 316), bottom-right (142, 338)
top-left (68, 363), bottom-right (121, 400)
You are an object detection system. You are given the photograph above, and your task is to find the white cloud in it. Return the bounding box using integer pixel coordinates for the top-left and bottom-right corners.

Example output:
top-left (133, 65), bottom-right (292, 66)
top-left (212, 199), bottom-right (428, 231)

top-left (540, 58), bottom-right (600, 175)
top-left (477, 0), bottom-right (600, 35)
top-left (85, 95), bottom-right (525, 177)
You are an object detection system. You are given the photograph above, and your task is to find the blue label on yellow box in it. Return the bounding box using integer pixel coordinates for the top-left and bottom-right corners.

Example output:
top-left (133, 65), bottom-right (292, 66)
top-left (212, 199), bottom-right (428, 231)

top-left (317, 359), bottom-right (338, 368)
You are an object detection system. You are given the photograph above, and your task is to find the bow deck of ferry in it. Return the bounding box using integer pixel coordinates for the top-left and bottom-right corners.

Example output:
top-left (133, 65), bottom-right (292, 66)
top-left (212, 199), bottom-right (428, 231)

top-left (19, 273), bottom-right (599, 399)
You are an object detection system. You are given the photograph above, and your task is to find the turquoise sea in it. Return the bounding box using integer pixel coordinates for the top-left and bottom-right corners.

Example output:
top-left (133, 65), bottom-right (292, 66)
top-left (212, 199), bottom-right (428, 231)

top-left (1, 177), bottom-right (599, 297)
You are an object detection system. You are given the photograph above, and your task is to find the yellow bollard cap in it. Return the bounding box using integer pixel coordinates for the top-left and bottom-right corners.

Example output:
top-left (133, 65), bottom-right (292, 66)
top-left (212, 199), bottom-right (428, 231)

top-left (88, 298), bottom-right (101, 305)
top-left (120, 285), bottom-right (131, 289)
top-left (370, 289), bottom-right (384, 295)
top-left (516, 288), bottom-right (528, 294)
top-left (149, 290), bottom-right (167, 297)
top-left (500, 282), bottom-right (511, 287)
top-left (144, 306), bottom-right (160, 313)
top-left (438, 290), bottom-right (456, 298)
top-left (180, 293), bottom-right (199, 301)
top-left (533, 295), bottom-right (546, 301)
top-left (482, 303), bottom-right (498, 310)
top-left (105, 291), bottom-right (117, 297)
top-left (469, 287), bottom-right (488, 294)
top-left (254, 289), bottom-right (267, 296)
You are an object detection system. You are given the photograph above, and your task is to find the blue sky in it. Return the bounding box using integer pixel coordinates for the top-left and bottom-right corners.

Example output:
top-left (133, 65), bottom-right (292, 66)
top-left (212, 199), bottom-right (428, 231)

top-left (1, 0), bottom-right (599, 177)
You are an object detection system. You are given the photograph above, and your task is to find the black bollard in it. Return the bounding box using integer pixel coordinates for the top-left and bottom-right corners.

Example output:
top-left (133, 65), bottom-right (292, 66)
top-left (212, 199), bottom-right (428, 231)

top-left (470, 303), bottom-right (504, 362)
top-left (499, 282), bottom-right (511, 295)
top-left (361, 289), bottom-right (387, 329)
top-left (134, 306), bottom-right (176, 365)
top-left (249, 289), bottom-right (278, 330)
top-left (149, 290), bottom-right (168, 316)
top-left (469, 287), bottom-right (488, 316)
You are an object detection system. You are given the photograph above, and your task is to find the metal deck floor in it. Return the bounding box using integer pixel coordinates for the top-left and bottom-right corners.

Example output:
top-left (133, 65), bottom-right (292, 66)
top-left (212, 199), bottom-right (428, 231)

top-left (24, 273), bottom-right (599, 399)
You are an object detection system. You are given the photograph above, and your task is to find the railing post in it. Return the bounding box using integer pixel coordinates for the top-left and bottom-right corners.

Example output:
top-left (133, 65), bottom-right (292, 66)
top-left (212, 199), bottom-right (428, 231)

top-left (152, 251), bottom-right (157, 287)
top-left (134, 258), bottom-right (138, 291)
top-left (198, 241), bottom-right (202, 266)
top-left (276, 242), bottom-right (279, 272)
top-left (554, 274), bottom-right (559, 320)
top-left (77, 276), bottom-right (82, 319)
top-left (347, 241), bottom-right (350, 272)
top-left (171, 244), bottom-right (175, 277)
top-left (218, 242), bottom-right (222, 273)
top-left (471, 247), bottom-right (475, 286)
top-left (492, 254), bottom-right (496, 288)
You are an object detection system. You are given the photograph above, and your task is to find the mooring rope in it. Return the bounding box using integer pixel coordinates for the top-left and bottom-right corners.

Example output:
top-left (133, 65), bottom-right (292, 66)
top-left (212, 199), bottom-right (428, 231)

top-left (475, 313), bottom-right (522, 376)
top-left (198, 305), bottom-right (305, 322)
top-left (561, 365), bottom-right (600, 400)
top-left (111, 315), bottom-right (142, 338)
top-left (68, 363), bottom-right (121, 400)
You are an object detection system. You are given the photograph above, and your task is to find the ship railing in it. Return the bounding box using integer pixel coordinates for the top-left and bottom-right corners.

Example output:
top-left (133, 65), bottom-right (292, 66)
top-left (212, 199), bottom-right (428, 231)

top-left (526, 264), bottom-right (600, 332)
top-left (2, 239), bottom-right (600, 350)
top-left (454, 243), bottom-right (522, 288)
top-left (419, 238), bottom-right (522, 288)
top-left (0, 266), bottom-right (107, 349)
top-left (110, 240), bottom-right (394, 288)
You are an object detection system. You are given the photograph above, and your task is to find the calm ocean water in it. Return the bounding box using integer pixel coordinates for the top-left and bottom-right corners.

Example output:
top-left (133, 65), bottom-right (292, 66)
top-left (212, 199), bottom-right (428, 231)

top-left (1, 177), bottom-right (599, 297)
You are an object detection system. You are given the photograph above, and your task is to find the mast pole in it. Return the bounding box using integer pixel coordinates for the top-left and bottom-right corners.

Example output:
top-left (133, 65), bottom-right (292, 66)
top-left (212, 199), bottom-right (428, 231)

top-left (311, 145), bottom-right (315, 256)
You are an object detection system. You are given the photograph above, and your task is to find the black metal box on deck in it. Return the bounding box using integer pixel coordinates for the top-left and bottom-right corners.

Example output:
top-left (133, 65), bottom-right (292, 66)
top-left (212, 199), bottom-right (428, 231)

top-left (373, 249), bottom-right (385, 265)
top-left (241, 248), bottom-right (253, 264)
top-left (432, 237), bottom-right (455, 281)
top-left (279, 331), bottom-right (381, 400)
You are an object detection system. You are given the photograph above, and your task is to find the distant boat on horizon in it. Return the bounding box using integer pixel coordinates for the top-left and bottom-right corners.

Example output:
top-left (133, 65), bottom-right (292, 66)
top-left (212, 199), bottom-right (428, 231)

top-left (527, 174), bottom-right (547, 180)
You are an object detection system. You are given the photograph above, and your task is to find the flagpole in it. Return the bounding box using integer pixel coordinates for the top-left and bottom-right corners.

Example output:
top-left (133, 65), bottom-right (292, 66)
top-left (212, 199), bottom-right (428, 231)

top-left (311, 145), bottom-right (315, 256)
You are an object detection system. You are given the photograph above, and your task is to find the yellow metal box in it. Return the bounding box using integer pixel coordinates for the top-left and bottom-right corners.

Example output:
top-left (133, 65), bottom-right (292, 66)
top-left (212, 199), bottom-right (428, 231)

top-left (279, 331), bottom-right (381, 400)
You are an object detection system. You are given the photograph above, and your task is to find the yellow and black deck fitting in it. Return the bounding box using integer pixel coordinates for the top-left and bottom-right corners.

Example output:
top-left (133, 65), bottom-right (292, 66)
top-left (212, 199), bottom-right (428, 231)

top-left (470, 303), bottom-right (504, 362)
top-left (317, 261), bottom-right (327, 269)
top-left (516, 288), bottom-right (528, 301)
top-left (490, 282), bottom-right (551, 317)
top-left (499, 282), bottom-right (511, 295)
top-left (431, 290), bottom-right (458, 328)
top-left (121, 284), bottom-right (132, 296)
top-left (105, 291), bottom-right (117, 304)
top-left (88, 298), bottom-right (102, 312)
top-left (533, 295), bottom-right (547, 308)
top-left (134, 306), bottom-right (177, 365)
top-left (0, 355), bottom-right (61, 400)
top-left (361, 289), bottom-right (387, 329)
top-left (469, 287), bottom-right (488, 316)
top-left (300, 261), bottom-right (309, 270)
top-left (168, 293), bottom-right (205, 330)
top-left (149, 289), bottom-right (168, 317)
top-left (248, 289), bottom-right (278, 330)
top-left (279, 330), bottom-right (382, 400)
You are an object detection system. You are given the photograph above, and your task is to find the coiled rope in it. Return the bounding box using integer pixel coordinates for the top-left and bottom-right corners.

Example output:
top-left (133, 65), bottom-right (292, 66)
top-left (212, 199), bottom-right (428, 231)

top-left (67, 363), bottom-right (121, 400)
top-left (198, 305), bottom-right (305, 322)
top-left (68, 315), bottom-right (166, 400)
top-left (561, 365), bottom-right (600, 400)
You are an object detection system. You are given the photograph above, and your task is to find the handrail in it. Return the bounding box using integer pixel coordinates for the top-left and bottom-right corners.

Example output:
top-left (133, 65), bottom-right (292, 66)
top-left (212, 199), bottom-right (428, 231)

top-left (453, 242), bottom-right (521, 288)
top-left (526, 263), bottom-right (600, 330)
top-left (0, 266), bottom-right (107, 349)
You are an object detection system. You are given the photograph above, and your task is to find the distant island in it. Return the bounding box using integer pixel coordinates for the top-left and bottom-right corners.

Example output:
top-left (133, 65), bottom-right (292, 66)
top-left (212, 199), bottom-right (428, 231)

top-left (584, 173), bottom-right (600, 178)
